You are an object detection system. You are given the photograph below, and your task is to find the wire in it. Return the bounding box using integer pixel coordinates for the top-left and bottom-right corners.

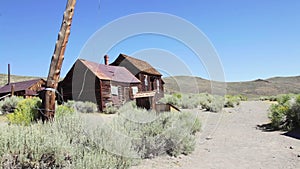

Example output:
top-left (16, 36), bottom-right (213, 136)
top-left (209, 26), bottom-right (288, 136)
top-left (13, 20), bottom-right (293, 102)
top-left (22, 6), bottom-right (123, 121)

top-left (43, 87), bottom-right (65, 105)
top-left (77, 68), bottom-right (89, 99)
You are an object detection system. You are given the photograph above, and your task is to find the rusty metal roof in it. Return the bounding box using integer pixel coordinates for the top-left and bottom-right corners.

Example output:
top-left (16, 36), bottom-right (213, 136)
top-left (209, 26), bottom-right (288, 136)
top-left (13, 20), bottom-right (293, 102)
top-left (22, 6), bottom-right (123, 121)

top-left (79, 59), bottom-right (140, 83)
top-left (110, 54), bottom-right (162, 76)
top-left (0, 79), bottom-right (44, 94)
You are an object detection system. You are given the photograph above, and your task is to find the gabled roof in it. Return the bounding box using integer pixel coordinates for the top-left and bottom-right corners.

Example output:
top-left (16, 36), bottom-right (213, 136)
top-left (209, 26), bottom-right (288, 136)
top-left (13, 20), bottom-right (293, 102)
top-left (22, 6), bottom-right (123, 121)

top-left (79, 59), bottom-right (140, 83)
top-left (110, 54), bottom-right (162, 76)
top-left (0, 79), bottom-right (44, 94)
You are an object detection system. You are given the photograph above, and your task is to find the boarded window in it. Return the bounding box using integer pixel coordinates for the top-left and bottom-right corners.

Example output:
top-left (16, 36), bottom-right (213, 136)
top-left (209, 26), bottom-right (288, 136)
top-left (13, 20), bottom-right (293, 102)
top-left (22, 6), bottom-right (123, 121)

top-left (132, 86), bottom-right (138, 95)
top-left (111, 86), bottom-right (118, 96)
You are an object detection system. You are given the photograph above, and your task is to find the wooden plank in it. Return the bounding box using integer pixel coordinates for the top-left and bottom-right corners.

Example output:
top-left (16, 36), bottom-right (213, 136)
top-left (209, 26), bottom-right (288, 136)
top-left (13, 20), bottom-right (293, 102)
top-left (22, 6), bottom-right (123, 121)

top-left (133, 91), bottom-right (156, 98)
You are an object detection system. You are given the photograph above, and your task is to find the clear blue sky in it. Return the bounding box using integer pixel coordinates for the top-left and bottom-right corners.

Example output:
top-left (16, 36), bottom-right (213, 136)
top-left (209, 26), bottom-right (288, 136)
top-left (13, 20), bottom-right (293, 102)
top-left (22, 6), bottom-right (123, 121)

top-left (0, 0), bottom-right (299, 82)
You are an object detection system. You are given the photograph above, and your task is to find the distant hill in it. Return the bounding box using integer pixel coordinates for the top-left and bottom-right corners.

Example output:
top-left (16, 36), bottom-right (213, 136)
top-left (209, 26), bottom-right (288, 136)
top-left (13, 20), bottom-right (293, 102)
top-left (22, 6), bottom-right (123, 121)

top-left (1, 74), bottom-right (300, 98)
top-left (0, 74), bottom-right (42, 86)
top-left (163, 75), bottom-right (300, 98)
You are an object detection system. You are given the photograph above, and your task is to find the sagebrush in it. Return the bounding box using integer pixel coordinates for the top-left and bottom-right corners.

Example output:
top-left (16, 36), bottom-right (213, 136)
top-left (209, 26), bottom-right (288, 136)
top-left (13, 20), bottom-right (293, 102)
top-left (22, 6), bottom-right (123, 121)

top-left (0, 96), bottom-right (23, 114)
top-left (112, 103), bottom-right (201, 158)
top-left (160, 93), bottom-right (243, 112)
top-left (1, 100), bottom-right (201, 168)
top-left (65, 100), bottom-right (98, 113)
top-left (268, 94), bottom-right (300, 130)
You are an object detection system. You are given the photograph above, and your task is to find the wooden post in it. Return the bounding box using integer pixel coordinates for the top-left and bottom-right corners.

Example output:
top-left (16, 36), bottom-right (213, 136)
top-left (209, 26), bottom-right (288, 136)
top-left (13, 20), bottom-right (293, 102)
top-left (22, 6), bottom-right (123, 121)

top-left (42, 0), bottom-right (76, 121)
top-left (11, 84), bottom-right (15, 96)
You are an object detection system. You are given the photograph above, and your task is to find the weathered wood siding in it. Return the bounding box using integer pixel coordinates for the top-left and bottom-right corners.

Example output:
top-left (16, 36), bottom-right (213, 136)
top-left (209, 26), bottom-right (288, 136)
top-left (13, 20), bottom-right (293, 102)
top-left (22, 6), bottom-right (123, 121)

top-left (109, 81), bottom-right (139, 108)
top-left (28, 80), bottom-right (45, 92)
top-left (136, 73), bottom-right (164, 101)
top-left (59, 60), bottom-right (99, 106)
top-left (99, 80), bottom-right (111, 111)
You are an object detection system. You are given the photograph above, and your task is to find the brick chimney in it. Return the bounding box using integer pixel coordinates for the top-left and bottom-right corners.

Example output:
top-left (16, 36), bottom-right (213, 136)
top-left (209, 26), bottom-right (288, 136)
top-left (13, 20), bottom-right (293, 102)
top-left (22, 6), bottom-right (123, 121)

top-left (104, 55), bottom-right (109, 65)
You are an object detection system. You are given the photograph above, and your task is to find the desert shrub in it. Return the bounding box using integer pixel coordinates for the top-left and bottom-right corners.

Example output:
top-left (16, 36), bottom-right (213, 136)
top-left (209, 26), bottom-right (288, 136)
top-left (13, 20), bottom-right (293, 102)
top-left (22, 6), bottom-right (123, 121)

top-left (224, 95), bottom-right (235, 108)
top-left (165, 112), bottom-right (201, 156)
top-left (6, 97), bottom-right (41, 125)
top-left (237, 94), bottom-right (248, 101)
top-left (188, 114), bottom-right (202, 134)
top-left (200, 95), bottom-right (224, 112)
top-left (224, 98), bottom-right (235, 108)
top-left (160, 94), bottom-right (180, 106)
top-left (1, 101), bottom-right (201, 168)
top-left (0, 113), bottom-right (137, 169)
top-left (0, 102), bottom-right (3, 115)
top-left (55, 104), bottom-right (74, 118)
top-left (161, 93), bottom-right (227, 111)
top-left (103, 102), bottom-right (118, 114)
top-left (269, 96), bottom-right (278, 101)
top-left (179, 94), bottom-right (201, 109)
top-left (224, 95), bottom-right (245, 108)
top-left (172, 93), bottom-right (182, 99)
top-left (269, 104), bottom-right (289, 129)
top-left (0, 96), bottom-right (23, 114)
top-left (277, 94), bottom-right (291, 105)
top-left (268, 94), bottom-right (300, 130)
top-left (198, 93), bottom-right (211, 109)
top-left (286, 95), bottom-right (300, 128)
top-left (113, 105), bottom-right (201, 158)
top-left (66, 101), bottom-right (98, 113)
top-left (260, 95), bottom-right (278, 101)
top-left (259, 96), bottom-right (269, 101)
top-left (165, 132), bottom-right (196, 156)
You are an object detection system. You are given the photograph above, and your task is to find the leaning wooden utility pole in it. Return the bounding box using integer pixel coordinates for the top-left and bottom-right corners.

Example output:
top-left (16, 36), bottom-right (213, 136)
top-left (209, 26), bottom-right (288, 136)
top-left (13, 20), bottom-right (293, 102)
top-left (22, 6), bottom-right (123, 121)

top-left (42, 0), bottom-right (76, 121)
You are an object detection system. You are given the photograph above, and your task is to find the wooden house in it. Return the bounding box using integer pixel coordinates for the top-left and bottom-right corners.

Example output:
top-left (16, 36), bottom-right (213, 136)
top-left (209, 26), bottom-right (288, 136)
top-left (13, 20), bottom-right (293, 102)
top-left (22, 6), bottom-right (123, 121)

top-left (0, 79), bottom-right (46, 99)
top-left (58, 59), bottom-right (140, 111)
top-left (110, 54), bottom-right (164, 102)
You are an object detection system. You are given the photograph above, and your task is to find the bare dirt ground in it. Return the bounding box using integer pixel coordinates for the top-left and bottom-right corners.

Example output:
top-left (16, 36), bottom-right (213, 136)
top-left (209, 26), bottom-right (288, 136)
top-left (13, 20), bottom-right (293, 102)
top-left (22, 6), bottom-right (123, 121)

top-left (131, 101), bottom-right (300, 169)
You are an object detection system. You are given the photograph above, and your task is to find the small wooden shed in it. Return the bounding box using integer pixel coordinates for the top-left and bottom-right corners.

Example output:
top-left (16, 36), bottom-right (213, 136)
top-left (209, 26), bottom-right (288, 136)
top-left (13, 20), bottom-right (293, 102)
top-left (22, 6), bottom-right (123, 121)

top-left (58, 59), bottom-right (141, 111)
top-left (0, 79), bottom-right (46, 99)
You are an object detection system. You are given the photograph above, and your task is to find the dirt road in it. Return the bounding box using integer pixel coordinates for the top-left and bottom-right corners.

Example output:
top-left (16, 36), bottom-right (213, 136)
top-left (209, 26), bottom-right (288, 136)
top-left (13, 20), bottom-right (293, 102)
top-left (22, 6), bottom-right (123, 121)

top-left (132, 101), bottom-right (300, 169)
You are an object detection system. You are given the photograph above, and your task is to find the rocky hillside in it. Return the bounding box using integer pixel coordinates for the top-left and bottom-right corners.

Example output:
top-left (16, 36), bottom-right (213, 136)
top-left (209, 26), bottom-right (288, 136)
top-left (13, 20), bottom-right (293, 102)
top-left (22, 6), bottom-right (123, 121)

top-left (1, 74), bottom-right (300, 98)
top-left (163, 75), bottom-right (300, 98)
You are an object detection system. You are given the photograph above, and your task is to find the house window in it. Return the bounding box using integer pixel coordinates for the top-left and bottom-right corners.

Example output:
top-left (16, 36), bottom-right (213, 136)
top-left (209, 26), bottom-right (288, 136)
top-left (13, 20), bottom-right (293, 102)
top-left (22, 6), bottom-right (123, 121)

top-left (144, 75), bottom-right (148, 90)
top-left (156, 79), bottom-right (160, 93)
top-left (131, 86), bottom-right (138, 95)
top-left (111, 86), bottom-right (118, 96)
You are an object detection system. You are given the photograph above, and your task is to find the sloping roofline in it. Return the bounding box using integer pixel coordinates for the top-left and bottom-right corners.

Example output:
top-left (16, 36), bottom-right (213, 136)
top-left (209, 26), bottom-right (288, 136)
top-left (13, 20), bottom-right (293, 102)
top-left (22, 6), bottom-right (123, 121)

top-left (79, 59), bottom-right (140, 83)
top-left (110, 54), bottom-right (162, 76)
top-left (0, 79), bottom-right (45, 94)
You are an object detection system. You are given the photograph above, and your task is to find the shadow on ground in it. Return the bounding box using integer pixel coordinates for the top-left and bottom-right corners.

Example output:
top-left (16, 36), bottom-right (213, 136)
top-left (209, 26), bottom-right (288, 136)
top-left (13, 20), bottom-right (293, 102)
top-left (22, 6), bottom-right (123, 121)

top-left (257, 123), bottom-right (300, 140)
top-left (256, 123), bottom-right (277, 132)
top-left (282, 127), bottom-right (300, 140)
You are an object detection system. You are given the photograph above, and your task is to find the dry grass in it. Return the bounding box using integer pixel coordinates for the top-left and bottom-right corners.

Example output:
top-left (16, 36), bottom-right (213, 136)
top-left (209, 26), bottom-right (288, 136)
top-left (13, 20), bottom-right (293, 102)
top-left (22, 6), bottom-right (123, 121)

top-left (0, 74), bottom-right (41, 86)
